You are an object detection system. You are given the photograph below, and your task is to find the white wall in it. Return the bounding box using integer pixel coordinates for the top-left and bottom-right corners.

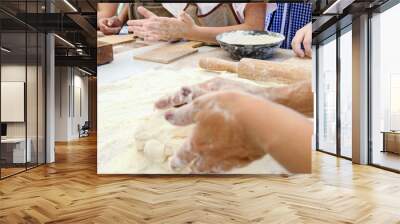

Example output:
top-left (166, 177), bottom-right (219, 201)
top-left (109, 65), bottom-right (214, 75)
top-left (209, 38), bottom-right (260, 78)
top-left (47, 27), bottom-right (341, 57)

top-left (1, 65), bottom-right (26, 148)
top-left (55, 66), bottom-right (70, 141)
top-left (77, 73), bottom-right (89, 138)
top-left (1, 63), bottom-right (46, 164)
top-left (1, 65), bottom-right (33, 138)
top-left (1, 82), bottom-right (25, 122)
top-left (54, 67), bottom-right (89, 141)
top-left (1, 65), bottom-right (26, 135)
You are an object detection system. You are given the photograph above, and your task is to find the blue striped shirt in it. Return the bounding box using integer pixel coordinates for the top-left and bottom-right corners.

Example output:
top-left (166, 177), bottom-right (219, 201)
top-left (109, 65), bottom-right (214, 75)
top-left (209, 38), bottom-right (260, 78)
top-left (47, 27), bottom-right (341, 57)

top-left (266, 3), bottom-right (312, 49)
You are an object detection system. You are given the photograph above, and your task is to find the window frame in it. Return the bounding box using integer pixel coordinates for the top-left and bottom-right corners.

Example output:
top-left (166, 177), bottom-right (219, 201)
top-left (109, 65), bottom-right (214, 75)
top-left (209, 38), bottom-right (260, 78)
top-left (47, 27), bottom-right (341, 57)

top-left (315, 24), bottom-right (352, 161)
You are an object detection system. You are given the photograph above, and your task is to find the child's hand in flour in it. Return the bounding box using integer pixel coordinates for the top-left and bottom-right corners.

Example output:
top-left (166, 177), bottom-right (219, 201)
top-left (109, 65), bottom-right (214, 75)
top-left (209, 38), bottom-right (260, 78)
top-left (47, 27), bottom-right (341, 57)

top-left (163, 91), bottom-right (267, 173)
top-left (162, 90), bottom-right (313, 174)
top-left (154, 78), bottom-right (313, 116)
top-left (154, 77), bottom-right (264, 109)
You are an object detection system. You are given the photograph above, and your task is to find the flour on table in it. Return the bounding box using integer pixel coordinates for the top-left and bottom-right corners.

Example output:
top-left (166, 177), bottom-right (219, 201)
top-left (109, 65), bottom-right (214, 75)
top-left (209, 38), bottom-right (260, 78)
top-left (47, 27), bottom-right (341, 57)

top-left (98, 67), bottom-right (289, 174)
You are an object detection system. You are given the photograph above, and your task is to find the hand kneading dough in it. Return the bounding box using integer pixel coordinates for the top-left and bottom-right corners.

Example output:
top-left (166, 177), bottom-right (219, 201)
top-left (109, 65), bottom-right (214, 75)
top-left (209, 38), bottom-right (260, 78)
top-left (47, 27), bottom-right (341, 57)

top-left (100, 67), bottom-right (290, 174)
top-left (133, 112), bottom-right (290, 174)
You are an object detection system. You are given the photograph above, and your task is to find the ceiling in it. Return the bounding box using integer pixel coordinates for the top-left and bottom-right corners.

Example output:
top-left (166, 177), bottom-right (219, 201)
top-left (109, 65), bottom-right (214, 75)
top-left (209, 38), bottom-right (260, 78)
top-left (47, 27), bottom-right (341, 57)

top-left (0, 0), bottom-right (95, 14)
top-left (0, 0), bottom-right (96, 75)
top-left (312, 0), bottom-right (392, 44)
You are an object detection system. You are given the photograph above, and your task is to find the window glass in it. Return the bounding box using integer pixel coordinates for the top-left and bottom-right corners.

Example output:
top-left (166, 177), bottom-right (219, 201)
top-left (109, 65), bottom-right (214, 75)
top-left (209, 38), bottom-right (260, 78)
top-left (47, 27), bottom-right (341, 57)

top-left (340, 29), bottom-right (352, 158)
top-left (317, 37), bottom-right (337, 154)
top-left (0, 0), bottom-right (46, 179)
top-left (371, 3), bottom-right (400, 171)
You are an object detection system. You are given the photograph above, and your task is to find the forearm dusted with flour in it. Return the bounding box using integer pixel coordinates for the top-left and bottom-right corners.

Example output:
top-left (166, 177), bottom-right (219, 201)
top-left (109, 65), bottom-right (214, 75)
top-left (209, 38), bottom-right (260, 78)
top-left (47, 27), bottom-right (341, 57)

top-left (255, 81), bottom-right (313, 116)
top-left (164, 91), bottom-right (312, 173)
top-left (155, 77), bottom-right (313, 117)
top-left (237, 93), bottom-right (312, 173)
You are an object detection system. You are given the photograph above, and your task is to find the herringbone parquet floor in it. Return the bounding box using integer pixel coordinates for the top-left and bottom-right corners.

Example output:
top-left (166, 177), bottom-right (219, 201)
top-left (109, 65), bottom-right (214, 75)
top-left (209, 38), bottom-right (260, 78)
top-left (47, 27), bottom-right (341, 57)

top-left (1, 134), bottom-right (400, 224)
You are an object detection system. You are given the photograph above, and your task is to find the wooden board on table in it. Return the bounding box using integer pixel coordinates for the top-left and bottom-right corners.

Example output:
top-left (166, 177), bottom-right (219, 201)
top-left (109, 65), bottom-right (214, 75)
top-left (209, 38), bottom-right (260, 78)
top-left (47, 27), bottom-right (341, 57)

top-left (98, 34), bottom-right (135, 45)
top-left (134, 41), bottom-right (203, 64)
top-left (97, 41), bottom-right (113, 65)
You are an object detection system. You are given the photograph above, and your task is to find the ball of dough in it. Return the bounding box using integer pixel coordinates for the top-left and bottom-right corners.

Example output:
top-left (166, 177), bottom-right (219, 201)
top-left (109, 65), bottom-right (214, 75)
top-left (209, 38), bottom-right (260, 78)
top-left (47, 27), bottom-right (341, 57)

top-left (134, 124), bottom-right (152, 152)
top-left (135, 139), bottom-right (145, 152)
top-left (144, 139), bottom-right (166, 162)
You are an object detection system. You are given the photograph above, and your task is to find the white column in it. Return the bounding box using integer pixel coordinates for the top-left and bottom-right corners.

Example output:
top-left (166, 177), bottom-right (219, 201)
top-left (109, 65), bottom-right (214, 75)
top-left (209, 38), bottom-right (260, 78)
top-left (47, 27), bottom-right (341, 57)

top-left (352, 14), bottom-right (369, 164)
top-left (46, 32), bottom-right (55, 163)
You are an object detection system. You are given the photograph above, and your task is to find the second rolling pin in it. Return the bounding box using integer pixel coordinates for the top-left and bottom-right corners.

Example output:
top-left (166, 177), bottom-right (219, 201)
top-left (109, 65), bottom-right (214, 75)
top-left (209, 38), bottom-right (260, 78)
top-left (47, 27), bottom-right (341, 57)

top-left (199, 57), bottom-right (311, 84)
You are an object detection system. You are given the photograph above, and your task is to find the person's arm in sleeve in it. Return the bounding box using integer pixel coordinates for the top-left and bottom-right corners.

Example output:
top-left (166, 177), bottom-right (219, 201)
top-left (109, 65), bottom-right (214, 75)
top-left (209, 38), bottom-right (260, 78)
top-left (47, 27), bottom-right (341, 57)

top-left (185, 3), bottom-right (266, 43)
top-left (127, 3), bottom-right (266, 43)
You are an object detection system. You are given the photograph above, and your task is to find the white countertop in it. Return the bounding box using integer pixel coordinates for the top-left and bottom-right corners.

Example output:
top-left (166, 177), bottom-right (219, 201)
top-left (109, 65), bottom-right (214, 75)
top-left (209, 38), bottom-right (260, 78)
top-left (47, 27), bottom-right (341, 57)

top-left (98, 42), bottom-right (233, 85)
top-left (97, 40), bottom-right (302, 85)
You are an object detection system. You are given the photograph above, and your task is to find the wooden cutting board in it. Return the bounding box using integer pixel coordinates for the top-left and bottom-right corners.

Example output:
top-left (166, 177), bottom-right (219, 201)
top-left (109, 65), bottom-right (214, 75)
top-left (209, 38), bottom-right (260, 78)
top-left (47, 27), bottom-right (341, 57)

top-left (134, 41), bottom-right (203, 64)
top-left (98, 34), bottom-right (135, 45)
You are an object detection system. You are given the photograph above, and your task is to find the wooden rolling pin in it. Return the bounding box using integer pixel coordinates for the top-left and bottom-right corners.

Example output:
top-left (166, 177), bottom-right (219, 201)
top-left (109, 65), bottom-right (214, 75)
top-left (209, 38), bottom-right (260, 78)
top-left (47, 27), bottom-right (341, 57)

top-left (199, 57), bottom-right (311, 84)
